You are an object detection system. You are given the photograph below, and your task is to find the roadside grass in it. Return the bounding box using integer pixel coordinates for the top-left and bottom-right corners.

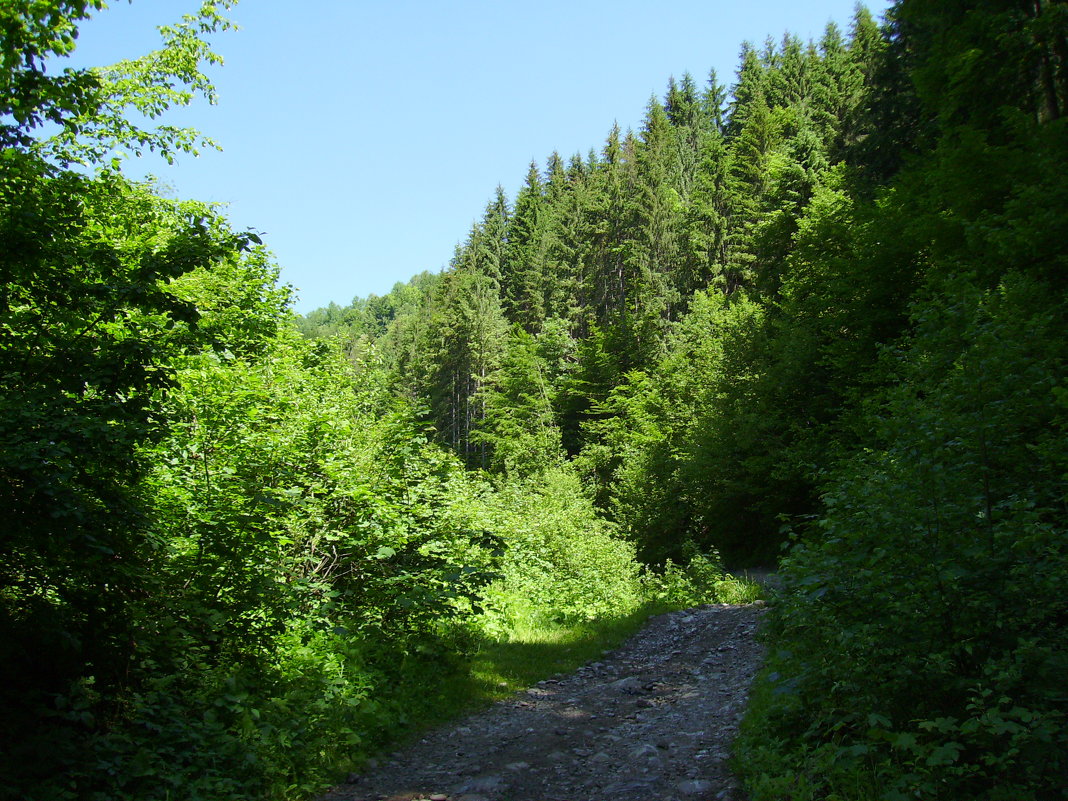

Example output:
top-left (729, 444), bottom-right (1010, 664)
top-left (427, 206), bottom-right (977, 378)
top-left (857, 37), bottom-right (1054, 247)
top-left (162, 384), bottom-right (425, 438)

top-left (452, 571), bottom-right (765, 713)
top-left (467, 601), bottom-right (674, 700)
top-left (384, 600), bottom-right (675, 745)
top-left (356, 572), bottom-right (766, 772)
top-left (713, 574), bottom-right (765, 605)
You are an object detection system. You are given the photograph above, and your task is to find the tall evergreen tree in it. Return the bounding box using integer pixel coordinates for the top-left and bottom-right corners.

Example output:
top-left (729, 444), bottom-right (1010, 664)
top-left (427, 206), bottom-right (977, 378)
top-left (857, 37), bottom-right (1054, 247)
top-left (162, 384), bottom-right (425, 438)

top-left (702, 68), bottom-right (729, 133)
top-left (726, 42), bottom-right (770, 139)
top-left (501, 161), bottom-right (548, 330)
top-left (406, 267), bottom-right (507, 464)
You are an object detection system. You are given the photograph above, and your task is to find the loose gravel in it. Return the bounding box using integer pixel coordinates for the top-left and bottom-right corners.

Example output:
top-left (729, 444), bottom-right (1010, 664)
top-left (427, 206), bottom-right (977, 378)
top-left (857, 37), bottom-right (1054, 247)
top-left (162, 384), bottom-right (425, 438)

top-left (320, 602), bottom-right (767, 801)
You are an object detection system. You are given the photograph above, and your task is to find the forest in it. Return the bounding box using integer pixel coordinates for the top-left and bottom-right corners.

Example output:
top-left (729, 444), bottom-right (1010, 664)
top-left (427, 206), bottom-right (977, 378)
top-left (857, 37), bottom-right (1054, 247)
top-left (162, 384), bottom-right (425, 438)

top-left (2, 0), bottom-right (1066, 799)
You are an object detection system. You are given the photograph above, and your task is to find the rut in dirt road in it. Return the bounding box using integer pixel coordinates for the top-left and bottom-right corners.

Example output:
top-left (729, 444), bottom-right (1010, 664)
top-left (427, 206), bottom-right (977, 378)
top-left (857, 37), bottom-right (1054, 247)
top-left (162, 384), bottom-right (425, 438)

top-left (321, 602), bottom-right (767, 801)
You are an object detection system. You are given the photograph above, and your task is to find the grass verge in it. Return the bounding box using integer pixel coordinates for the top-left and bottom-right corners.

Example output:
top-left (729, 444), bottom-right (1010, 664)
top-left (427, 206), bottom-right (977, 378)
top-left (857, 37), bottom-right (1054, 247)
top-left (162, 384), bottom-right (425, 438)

top-left (382, 600), bottom-right (675, 746)
top-left (349, 572), bottom-right (765, 773)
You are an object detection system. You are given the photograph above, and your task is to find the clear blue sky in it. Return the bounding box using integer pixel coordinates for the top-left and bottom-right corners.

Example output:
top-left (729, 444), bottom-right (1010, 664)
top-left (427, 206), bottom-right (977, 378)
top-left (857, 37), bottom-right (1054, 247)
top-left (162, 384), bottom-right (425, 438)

top-left (66, 0), bottom-right (892, 314)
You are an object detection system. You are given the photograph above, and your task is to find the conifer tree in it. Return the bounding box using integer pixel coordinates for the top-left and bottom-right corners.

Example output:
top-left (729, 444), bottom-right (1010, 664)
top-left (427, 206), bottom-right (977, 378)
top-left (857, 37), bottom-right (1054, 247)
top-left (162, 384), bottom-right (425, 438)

top-left (501, 161), bottom-right (548, 330)
top-left (579, 124), bottom-right (628, 332)
top-left (702, 69), bottom-right (728, 133)
top-left (768, 33), bottom-right (812, 109)
top-left (666, 73), bottom-right (704, 200)
top-left (725, 86), bottom-right (778, 289)
top-left (545, 150), bottom-right (567, 199)
top-left (726, 42), bottom-right (770, 139)
top-left (683, 129), bottom-right (736, 294)
top-left (406, 266), bottom-right (506, 464)
top-left (630, 96), bottom-right (683, 327)
top-left (469, 186), bottom-right (510, 288)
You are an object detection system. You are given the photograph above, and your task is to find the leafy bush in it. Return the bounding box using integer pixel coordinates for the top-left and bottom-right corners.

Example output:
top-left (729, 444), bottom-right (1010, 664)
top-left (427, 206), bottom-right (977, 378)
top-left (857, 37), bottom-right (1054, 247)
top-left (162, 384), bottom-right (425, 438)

top-left (642, 548), bottom-right (726, 608)
top-left (479, 464), bottom-right (643, 632)
top-left (122, 326), bottom-right (501, 798)
top-left (641, 546), bottom-right (763, 607)
top-left (5, 256), bottom-right (505, 799)
top-left (738, 273), bottom-right (1068, 800)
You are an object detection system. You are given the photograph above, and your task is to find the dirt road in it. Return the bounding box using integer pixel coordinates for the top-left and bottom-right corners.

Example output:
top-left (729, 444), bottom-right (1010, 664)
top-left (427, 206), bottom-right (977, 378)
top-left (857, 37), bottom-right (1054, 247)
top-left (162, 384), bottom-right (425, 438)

top-left (321, 602), bottom-right (767, 801)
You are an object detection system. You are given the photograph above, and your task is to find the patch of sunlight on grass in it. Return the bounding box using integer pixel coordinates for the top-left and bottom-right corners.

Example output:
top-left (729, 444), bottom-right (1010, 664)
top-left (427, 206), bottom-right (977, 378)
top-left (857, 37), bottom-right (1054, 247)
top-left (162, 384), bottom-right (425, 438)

top-left (355, 582), bottom-right (765, 772)
top-left (714, 575), bottom-right (764, 605)
top-left (387, 601), bottom-right (672, 746)
top-left (466, 602), bottom-right (671, 703)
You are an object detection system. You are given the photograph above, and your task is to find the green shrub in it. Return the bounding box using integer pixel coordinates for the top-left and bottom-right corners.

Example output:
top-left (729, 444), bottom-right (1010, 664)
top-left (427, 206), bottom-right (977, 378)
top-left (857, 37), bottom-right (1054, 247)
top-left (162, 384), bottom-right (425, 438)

top-left (478, 464), bottom-right (644, 632)
top-left (641, 546), bottom-right (764, 608)
top-left (738, 274), bottom-right (1068, 800)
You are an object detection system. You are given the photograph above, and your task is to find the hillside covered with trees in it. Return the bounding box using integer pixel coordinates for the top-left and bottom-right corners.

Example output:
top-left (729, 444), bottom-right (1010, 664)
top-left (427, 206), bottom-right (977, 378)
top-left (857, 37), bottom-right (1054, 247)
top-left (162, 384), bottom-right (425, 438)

top-left (3, 0), bottom-right (1067, 799)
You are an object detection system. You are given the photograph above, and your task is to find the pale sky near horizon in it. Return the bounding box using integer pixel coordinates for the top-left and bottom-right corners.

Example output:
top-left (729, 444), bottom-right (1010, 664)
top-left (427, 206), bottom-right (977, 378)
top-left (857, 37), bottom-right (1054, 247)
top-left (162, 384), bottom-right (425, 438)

top-left (64, 0), bottom-right (893, 314)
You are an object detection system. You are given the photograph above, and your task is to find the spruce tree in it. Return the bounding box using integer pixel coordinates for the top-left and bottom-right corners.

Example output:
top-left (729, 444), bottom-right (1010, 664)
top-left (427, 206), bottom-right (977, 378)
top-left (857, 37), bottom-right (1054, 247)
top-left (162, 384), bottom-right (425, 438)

top-left (501, 161), bottom-right (548, 330)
